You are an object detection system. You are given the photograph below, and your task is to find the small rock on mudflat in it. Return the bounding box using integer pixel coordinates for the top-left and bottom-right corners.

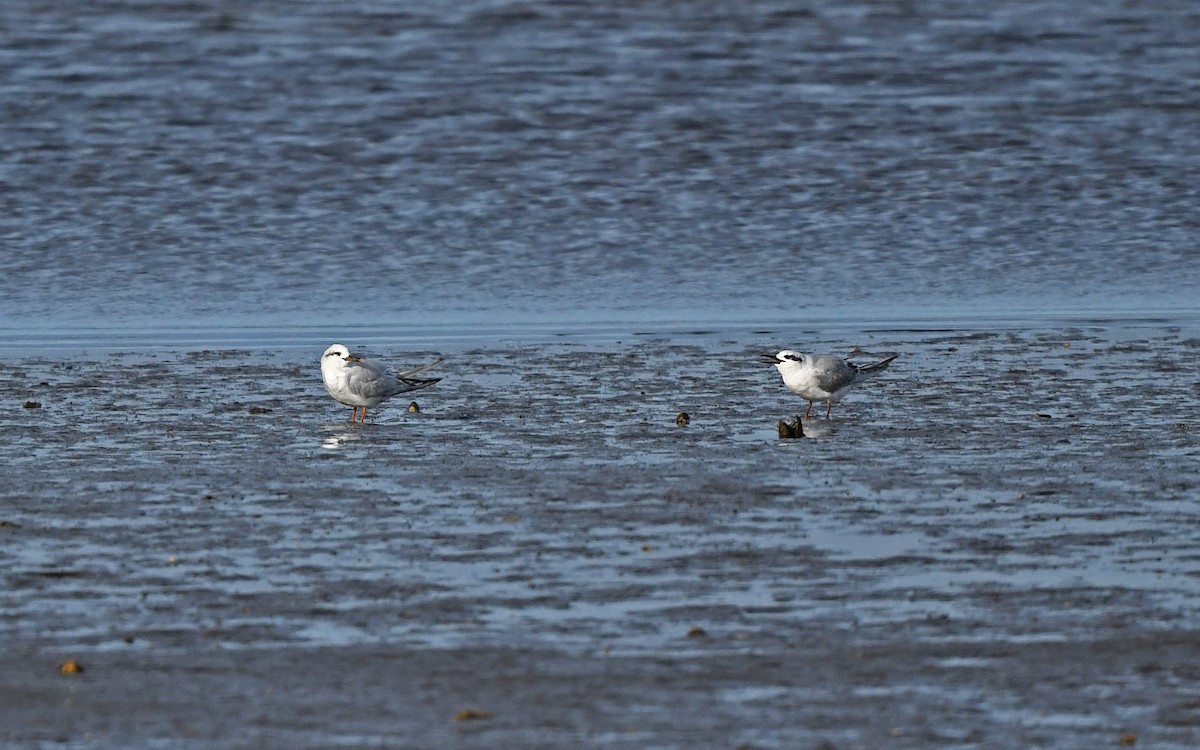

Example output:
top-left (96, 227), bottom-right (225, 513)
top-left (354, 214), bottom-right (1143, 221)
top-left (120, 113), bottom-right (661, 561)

top-left (777, 416), bottom-right (804, 439)
top-left (59, 659), bottom-right (83, 675)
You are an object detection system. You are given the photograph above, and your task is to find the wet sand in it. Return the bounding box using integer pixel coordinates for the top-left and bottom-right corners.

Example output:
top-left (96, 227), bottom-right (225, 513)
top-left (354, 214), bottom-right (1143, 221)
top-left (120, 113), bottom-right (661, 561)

top-left (3, 320), bottom-right (1199, 748)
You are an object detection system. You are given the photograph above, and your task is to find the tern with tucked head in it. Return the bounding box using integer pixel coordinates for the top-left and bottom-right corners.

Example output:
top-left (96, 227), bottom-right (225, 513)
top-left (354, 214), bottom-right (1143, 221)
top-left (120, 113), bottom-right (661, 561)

top-left (321, 344), bottom-right (444, 423)
top-left (760, 349), bottom-right (896, 419)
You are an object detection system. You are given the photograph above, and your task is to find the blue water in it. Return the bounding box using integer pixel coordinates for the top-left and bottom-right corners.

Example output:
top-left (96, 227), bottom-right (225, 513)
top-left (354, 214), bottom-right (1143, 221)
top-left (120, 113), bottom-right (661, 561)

top-left (2, 0), bottom-right (1198, 341)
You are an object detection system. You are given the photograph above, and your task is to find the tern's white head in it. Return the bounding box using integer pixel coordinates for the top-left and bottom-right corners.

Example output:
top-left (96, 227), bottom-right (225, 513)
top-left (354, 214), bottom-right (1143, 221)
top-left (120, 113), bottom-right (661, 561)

top-left (321, 343), bottom-right (363, 371)
top-left (760, 349), bottom-right (806, 373)
top-left (323, 343), bottom-right (350, 363)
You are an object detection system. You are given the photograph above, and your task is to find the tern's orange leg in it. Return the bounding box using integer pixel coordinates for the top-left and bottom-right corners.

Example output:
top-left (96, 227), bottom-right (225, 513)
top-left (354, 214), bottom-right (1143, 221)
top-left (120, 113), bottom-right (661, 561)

top-left (804, 402), bottom-right (814, 418)
top-left (361, 407), bottom-right (368, 423)
top-left (350, 406), bottom-right (360, 423)
top-left (825, 401), bottom-right (833, 420)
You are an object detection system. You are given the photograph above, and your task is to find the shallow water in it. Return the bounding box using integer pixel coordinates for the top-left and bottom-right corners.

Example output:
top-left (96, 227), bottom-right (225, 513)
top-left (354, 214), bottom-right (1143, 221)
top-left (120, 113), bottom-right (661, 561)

top-left (1, 0), bottom-right (1199, 333)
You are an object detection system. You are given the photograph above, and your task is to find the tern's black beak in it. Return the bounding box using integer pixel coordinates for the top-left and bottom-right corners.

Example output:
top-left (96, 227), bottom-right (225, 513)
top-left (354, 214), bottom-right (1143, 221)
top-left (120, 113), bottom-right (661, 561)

top-left (758, 353), bottom-right (782, 365)
top-left (344, 355), bottom-right (364, 362)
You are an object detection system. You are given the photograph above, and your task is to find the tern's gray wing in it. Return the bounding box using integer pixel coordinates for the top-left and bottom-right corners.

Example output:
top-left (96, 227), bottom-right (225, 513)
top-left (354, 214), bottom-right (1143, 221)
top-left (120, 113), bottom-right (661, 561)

top-left (343, 359), bottom-right (401, 400)
top-left (809, 355), bottom-right (860, 393)
top-left (344, 357), bottom-right (443, 400)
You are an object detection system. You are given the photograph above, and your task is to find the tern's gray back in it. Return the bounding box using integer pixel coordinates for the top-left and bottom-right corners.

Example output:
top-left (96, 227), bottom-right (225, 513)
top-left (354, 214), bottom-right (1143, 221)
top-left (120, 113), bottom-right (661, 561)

top-left (344, 360), bottom-right (400, 400)
top-left (809, 354), bottom-right (859, 393)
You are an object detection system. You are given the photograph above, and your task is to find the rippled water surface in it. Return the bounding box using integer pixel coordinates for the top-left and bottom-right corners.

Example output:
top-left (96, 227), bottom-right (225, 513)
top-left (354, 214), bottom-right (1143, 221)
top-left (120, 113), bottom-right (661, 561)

top-left (1, 0), bottom-right (1198, 332)
top-left (2, 1), bottom-right (1199, 748)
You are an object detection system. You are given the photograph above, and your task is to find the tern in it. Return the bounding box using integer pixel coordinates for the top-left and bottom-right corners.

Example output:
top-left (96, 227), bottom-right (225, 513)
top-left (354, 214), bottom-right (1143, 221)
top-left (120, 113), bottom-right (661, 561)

top-left (321, 344), bottom-right (444, 423)
top-left (761, 349), bottom-right (896, 419)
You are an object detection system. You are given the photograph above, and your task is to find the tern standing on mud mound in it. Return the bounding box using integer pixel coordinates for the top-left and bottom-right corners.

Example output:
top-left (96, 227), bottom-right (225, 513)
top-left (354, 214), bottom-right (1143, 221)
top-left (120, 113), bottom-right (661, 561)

top-left (321, 344), bottom-right (444, 423)
top-left (761, 350), bottom-right (897, 419)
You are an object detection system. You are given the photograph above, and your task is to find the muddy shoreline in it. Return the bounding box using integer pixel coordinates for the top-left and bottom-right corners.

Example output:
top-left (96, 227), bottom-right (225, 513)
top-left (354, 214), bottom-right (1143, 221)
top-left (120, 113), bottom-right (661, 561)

top-left (2, 321), bottom-right (1198, 747)
top-left (7, 632), bottom-right (1198, 749)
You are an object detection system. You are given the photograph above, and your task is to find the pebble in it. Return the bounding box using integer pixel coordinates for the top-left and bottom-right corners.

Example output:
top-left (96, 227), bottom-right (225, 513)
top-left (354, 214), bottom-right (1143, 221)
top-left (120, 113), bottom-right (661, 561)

top-left (777, 416), bottom-right (805, 439)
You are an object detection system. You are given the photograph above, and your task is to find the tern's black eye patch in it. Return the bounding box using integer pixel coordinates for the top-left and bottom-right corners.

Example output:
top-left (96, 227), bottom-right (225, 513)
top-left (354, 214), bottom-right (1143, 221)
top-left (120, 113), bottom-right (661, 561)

top-left (785, 354), bottom-right (803, 362)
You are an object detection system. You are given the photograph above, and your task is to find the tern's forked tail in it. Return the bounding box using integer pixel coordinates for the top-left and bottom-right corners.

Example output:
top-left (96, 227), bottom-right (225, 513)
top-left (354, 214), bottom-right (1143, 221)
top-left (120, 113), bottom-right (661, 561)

top-left (396, 376), bottom-right (441, 393)
top-left (853, 354), bottom-right (898, 380)
top-left (397, 357), bottom-right (446, 378)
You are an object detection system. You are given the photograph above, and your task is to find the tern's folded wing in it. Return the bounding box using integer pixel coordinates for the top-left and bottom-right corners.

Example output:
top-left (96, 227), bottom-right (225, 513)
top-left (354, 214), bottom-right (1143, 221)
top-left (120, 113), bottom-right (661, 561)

top-left (810, 356), bottom-right (859, 392)
top-left (344, 362), bottom-right (398, 400)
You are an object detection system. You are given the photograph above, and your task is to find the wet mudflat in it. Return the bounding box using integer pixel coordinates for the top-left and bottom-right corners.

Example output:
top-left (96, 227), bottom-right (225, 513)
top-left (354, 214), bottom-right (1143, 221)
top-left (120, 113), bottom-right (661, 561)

top-left (2, 320), bottom-right (1199, 748)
